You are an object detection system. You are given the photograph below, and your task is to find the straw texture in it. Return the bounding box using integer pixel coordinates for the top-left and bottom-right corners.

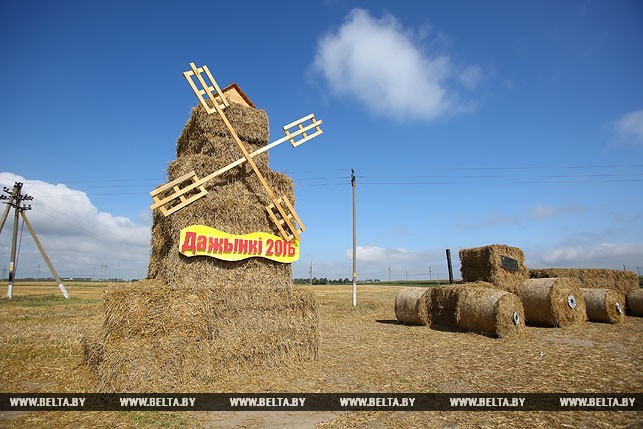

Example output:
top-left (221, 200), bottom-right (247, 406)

top-left (459, 244), bottom-right (529, 293)
top-left (529, 268), bottom-right (638, 295)
top-left (581, 288), bottom-right (625, 324)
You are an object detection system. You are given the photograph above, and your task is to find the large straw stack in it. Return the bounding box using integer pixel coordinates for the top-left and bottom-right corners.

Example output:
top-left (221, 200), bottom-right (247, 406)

top-left (459, 244), bottom-right (529, 293)
top-left (529, 268), bottom-right (638, 295)
top-left (83, 280), bottom-right (318, 392)
top-left (626, 289), bottom-right (643, 316)
top-left (517, 278), bottom-right (586, 327)
top-left (82, 101), bottom-right (319, 391)
top-left (580, 288), bottom-right (625, 324)
top-left (395, 288), bottom-right (431, 325)
top-left (429, 283), bottom-right (525, 338)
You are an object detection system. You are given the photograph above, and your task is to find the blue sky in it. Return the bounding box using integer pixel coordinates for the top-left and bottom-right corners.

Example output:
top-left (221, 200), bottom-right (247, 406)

top-left (1, 1), bottom-right (642, 281)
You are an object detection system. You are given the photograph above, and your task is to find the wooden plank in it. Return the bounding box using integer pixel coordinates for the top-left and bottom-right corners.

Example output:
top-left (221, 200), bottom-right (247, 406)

top-left (283, 113), bottom-right (315, 130)
top-left (150, 171), bottom-right (198, 196)
top-left (162, 191), bottom-right (208, 217)
top-left (289, 128), bottom-right (323, 148)
top-left (281, 195), bottom-right (306, 233)
top-left (266, 205), bottom-right (293, 241)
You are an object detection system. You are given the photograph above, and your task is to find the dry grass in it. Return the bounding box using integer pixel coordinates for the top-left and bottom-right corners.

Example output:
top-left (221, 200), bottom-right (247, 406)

top-left (1, 281), bottom-right (641, 428)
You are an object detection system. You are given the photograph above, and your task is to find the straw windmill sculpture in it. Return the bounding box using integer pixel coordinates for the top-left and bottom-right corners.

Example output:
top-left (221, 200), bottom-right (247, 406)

top-left (150, 62), bottom-right (323, 242)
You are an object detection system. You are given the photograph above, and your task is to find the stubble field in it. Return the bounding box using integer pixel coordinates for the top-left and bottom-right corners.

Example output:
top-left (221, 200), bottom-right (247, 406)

top-left (0, 281), bottom-right (641, 428)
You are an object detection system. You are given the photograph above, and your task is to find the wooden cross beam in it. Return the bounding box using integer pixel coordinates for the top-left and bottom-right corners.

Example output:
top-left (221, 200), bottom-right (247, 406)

top-left (150, 62), bottom-right (322, 241)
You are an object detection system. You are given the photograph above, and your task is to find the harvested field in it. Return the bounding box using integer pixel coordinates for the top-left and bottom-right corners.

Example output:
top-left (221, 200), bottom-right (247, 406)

top-left (1, 281), bottom-right (641, 428)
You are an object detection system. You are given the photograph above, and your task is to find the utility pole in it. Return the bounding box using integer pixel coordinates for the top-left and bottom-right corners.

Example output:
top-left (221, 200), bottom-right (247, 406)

top-left (429, 266), bottom-right (432, 282)
top-left (388, 267), bottom-right (392, 282)
top-left (351, 169), bottom-right (357, 307)
top-left (0, 182), bottom-right (69, 299)
top-left (309, 261), bottom-right (313, 286)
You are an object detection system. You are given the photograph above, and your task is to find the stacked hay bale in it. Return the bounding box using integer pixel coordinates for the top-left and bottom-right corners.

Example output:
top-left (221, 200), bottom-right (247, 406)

top-left (580, 288), bottom-right (625, 324)
top-left (459, 244), bottom-right (529, 293)
top-left (529, 268), bottom-right (638, 296)
top-left (626, 289), bottom-right (643, 316)
top-left (459, 245), bottom-right (587, 327)
top-left (427, 282), bottom-right (525, 338)
top-left (394, 287), bottom-right (431, 325)
top-left (82, 102), bottom-right (319, 391)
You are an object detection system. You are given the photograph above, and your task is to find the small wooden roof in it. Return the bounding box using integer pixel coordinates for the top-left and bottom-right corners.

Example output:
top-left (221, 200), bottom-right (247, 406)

top-left (221, 83), bottom-right (256, 108)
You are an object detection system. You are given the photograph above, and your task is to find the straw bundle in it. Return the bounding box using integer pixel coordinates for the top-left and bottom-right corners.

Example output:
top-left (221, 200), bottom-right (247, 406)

top-left (626, 289), bottom-right (643, 316)
top-left (82, 101), bottom-right (320, 391)
top-left (148, 102), bottom-right (296, 288)
top-left (394, 288), bottom-right (430, 325)
top-left (580, 288), bottom-right (625, 324)
top-left (456, 287), bottom-right (525, 338)
top-left (517, 278), bottom-right (586, 327)
top-left (83, 281), bottom-right (319, 392)
top-left (459, 244), bottom-right (529, 293)
top-left (428, 282), bottom-right (523, 338)
top-left (176, 103), bottom-right (270, 164)
top-left (529, 268), bottom-right (638, 295)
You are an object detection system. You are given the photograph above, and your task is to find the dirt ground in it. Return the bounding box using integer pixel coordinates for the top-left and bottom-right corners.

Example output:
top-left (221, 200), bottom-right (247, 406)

top-left (0, 282), bottom-right (641, 428)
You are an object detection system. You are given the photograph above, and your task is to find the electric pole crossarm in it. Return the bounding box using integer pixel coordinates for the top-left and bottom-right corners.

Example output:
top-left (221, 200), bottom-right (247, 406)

top-left (0, 191), bottom-right (16, 235)
top-left (20, 212), bottom-right (70, 299)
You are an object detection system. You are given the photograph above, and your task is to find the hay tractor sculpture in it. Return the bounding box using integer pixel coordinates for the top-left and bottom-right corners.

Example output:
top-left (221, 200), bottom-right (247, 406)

top-left (150, 63), bottom-right (323, 242)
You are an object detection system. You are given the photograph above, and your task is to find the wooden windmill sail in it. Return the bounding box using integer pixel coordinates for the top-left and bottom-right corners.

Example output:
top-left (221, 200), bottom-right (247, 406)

top-left (150, 63), bottom-right (323, 242)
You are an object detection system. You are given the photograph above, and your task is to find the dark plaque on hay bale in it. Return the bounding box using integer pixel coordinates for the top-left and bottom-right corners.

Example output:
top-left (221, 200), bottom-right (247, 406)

top-left (529, 268), bottom-right (639, 295)
top-left (83, 100), bottom-right (319, 391)
top-left (459, 244), bottom-right (529, 293)
top-left (581, 288), bottom-right (625, 324)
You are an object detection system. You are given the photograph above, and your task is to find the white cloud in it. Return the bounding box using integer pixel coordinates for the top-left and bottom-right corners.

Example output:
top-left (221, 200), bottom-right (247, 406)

top-left (340, 245), bottom-right (449, 280)
top-left (613, 109), bottom-right (643, 146)
top-left (530, 203), bottom-right (586, 219)
top-left (528, 242), bottom-right (643, 270)
top-left (458, 65), bottom-right (483, 90)
top-left (0, 172), bottom-right (150, 280)
top-left (313, 9), bottom-right (478, 122)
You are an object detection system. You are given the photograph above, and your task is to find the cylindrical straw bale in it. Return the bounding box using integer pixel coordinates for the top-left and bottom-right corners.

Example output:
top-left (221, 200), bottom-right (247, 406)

top-left (581, 288), bottom-right (625, 324)
top-left (626, 289), bottom-right (643, 316)
top-left (517, 278), bottom-right (587, 327)
top-left (456, 287), bottom-right (525, 338)
top-left (395, 287), bottom-right (430, 325)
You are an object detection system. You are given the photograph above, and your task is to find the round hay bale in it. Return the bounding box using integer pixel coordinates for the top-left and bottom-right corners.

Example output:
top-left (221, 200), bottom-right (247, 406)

top-left (626, 288), bottom-right (643, 316)
top-left (581, 288), bottom-right (625, 324)
top-left (516, 278), bottom-right (587, 327)
top-left (395, 288), bottom-right (430, 325)
top-left (456, 287), bottom-right (525, 338)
